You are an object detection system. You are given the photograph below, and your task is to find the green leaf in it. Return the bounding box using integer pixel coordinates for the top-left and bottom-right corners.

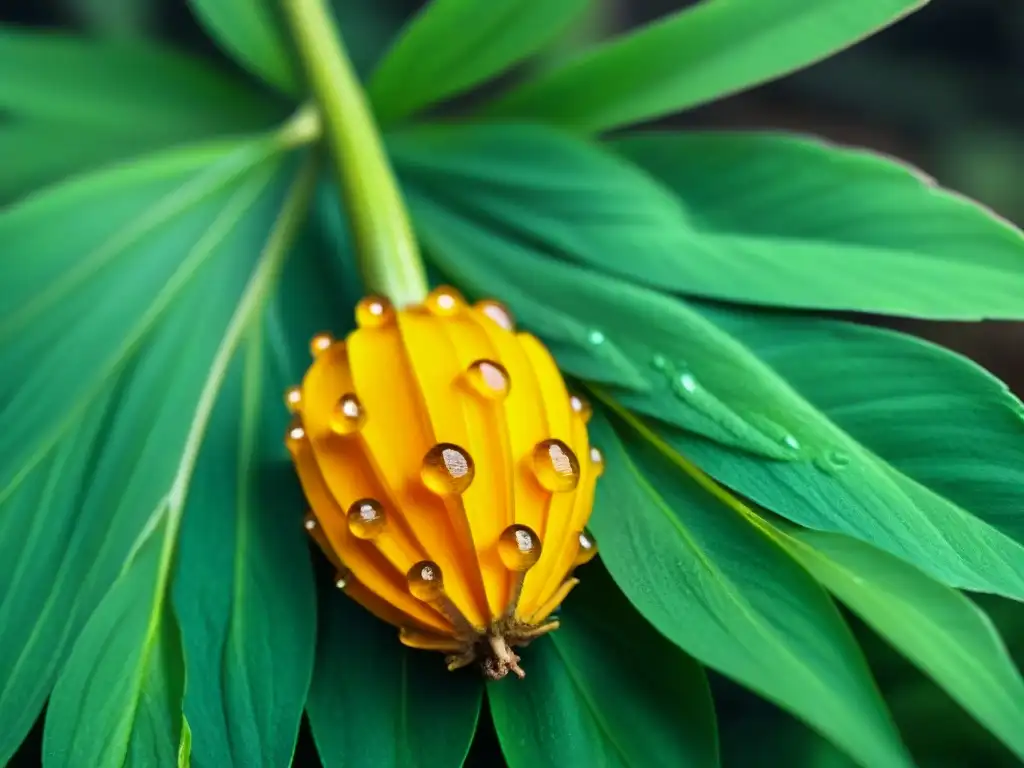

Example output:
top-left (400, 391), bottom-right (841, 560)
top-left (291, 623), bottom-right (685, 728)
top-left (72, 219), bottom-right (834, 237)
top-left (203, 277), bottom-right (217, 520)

top-left (43, 516), bottom-right (186, 767)
top-left (665, 305), bottom-right (1024, 600)
top-left (171, 330), bottom-right (317, 768)
top-left (697, 309), bottom-right (1024, 545)
top-left (305, 588), bottom-right (481, 768)
top-left (490, 563), bottom-right (718, 767)
top-left (585, 412), bottom-right (909, 767)
top-left (369, 0), bottom-right (589, 125)
top-left (0, 121), bottom-right (190, 202)
top-left (187, 0), bottom-right (298, 95)
top-left (613, 133), bottom-right (1024, 320)
top-left (0, 138), bottom-right (312, 764)
top-left (480, 0), bottom-right (926, 132)
top-left (406, 181), bottom-right (1024, 601)
top-left (775, 527), bottom-right (1024, 761)
top-left (0, 27), bottom-right (284, 134)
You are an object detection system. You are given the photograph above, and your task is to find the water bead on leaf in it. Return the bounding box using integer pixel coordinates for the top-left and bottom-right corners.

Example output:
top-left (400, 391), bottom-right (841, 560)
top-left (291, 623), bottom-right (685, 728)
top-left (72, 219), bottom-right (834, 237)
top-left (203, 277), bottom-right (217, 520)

top-left (421, 443), bottom-right (475, 495)
top-left (347, 498), bottom-right (387, 539)
top-left (497, 525), bottom-right (542, 572)
top-left (465, 359), bottom-right (510, 400)
top-left (531, 439), bottom-right (580, 492)
top-left (355, 295), bottom-right (395, 328)
top-left (329, 393), bottom-right (365, 435)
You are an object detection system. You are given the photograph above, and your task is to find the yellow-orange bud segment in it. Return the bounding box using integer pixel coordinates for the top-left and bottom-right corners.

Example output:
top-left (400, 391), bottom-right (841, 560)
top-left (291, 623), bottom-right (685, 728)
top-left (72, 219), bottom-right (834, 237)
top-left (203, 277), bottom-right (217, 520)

top-left (287, 289), bottom-right (600, 678)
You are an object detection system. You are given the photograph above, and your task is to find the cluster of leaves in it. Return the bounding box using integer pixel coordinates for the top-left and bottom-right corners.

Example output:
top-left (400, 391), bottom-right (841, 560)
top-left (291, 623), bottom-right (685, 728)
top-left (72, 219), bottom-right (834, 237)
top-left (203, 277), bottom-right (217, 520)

top-left (2, 0), bottom-right (1024, 766)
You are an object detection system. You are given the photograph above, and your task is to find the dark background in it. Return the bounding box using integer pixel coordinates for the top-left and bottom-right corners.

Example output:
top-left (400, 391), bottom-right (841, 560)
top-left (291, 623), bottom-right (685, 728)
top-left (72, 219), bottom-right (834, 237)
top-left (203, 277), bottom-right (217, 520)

top-left (2, 0), bottom-right (1022, 765)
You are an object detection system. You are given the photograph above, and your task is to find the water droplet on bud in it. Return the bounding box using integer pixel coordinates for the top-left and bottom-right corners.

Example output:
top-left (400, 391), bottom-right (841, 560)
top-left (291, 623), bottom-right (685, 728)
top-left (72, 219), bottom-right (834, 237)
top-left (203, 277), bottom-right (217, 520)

top-left (303, 514), bottom-right (317, 532)
top-left (589, 446), bottom-right (605, 476)
top-left (329, 393), bottom-right (365, 435)
top-left (355, 295), bottom-right (395, 328)
top-left (425, 286), bottom-right (464, 316)
top-left (284, 386), bottom-right (303, 413)
top-left (421, 444), bottom-right (475, 495)
top-left (569, 393), bottom-right (592, 422)
top-left (465, 359), bottom-right (510, 399)
top-left (497, 524), bottom-right (542, 572)
top-left (285, 418), bottom-right (305, 452)
top-left (347, 498), bottom-right (386, 539)
top-left (474, 300), bottom-right (515, 331)
top-left (309, 332), bottom-right (334, 358)
top-left (335, 567), bottom-right (352, 590)
top-left (574, 530), bottom-right (597, 566)
top-left (407, 560), bottom-right (444, 601)
top-left (532, 439), bottom-right (580, 492)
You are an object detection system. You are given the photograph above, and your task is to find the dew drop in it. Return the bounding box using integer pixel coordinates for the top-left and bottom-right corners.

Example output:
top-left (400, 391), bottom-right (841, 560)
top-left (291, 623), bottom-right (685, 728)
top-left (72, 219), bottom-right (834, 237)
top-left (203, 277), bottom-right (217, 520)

top-left (285, 418), bottom-right (305, 452)
top-left (303, 513), bottom-right (317, 532)
top-left (355, 295), bottom-right (395, 328)
top-left (284, 386), bottom-right (303, 413)
top-left (589, 446), bottom-right (605, 477)
top-left (407, 560), bottom-right (445, 602)
top-left (574, 529), bottom-right (598, 566)
top-left (814, 449), bottom-right (851, 475)
top-left (676, 372), bottom-right (698, 394)
top-left (347, 498), bottom-right (387, 539)
top-left (651, 354), bottom-right (668, 371)
top-left (309, 332), bottom-right (334, 358)
top-left (782, 434), bottom-right (801, 451)
top-left (569, 393), bottom-right (593, 422)
top-left (532, 439), bottom-right (580, 492)
top-left (587, 329), bottom-right (605, 345)
top-left (329, 393), bottom-right (365, 435)
top-left (425, 286), bottom-right (464, 316)
top-left (421, 443), bottom-right (475, 495)
top-left (335, 567), bottom-right (352, 590)
top-left (465, 359), bottom-right (510, 400)
top-left (474, 299), bottom-right (515, 331)
top-left (497, 524), bottom-right (542, 572)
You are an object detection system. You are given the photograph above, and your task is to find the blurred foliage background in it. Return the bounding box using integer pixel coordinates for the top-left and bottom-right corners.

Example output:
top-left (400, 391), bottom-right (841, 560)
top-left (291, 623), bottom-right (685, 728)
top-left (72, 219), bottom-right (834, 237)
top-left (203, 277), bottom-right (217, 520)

top-left (2, 0), bottom-right (1022, 765)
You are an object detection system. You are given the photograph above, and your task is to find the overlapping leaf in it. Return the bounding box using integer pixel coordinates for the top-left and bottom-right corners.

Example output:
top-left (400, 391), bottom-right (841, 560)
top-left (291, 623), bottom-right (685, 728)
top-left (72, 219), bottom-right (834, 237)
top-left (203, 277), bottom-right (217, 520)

top-left (369, 0), bottom-right (589, 124)
top-left (171, 330), bottom-right (317, 768)
top-left (615, 133), bottom-right (1024, 319)
top-left (0, 133), bottom-right (313, 764)
top-left (697, 309), bottom-right (1024, 545)
top-left (0, 27), bottom-right (282, 135)
top-left (396, 126), bottom-right (1024, 602)
top-left (305, 588), bottom-right (481, 768)
top-left (775, 526), bottom-right (1024, 760)
top-left (581, 413), bottom-right (909, 767)
top-left (490, 563), bottom-right (718, 767)
top-left (480, 0), bottom-right (926, 132)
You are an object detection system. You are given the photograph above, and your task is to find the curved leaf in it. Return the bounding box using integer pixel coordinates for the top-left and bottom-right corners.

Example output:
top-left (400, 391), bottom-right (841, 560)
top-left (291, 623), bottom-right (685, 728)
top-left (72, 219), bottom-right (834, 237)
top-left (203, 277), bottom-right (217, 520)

top-left (614, 133), bottom-right (1024, 320)
top-left (698, 309), bottom-right (1024, 545)
top-left (187, 0), bottom-right (299, 95)
top-left (777, 527), bottom-right (1024, 760)
top-left (369, 0), bottom-right (588, 124)
top-left (0, 140), bottom-right (312, 764)
top-left (0, 27), bottom-right (283, 134)
top-left (481, 0), bottom-right (925, 132)
top-left (585, 413), bottom-right (909, 767)
top-left (171, 330), bottom-right (317, 768)
top-left (409, 189), bottom-right (1024, 601)
top-left (305, 588), bottom-right (481, 768)
top-left (490, 563), bottom-right (718, 767)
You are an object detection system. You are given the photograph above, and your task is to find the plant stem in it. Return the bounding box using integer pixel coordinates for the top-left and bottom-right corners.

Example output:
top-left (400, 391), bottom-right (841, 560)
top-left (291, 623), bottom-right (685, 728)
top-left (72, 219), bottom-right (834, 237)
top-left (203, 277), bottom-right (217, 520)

top-left (281, 0), bottom-right (429, 307)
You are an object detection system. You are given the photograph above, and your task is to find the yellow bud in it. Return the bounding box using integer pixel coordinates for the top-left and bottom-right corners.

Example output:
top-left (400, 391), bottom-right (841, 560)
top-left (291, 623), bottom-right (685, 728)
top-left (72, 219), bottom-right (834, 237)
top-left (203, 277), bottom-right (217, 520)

top-left (287, 294), bottom-right (600, 679)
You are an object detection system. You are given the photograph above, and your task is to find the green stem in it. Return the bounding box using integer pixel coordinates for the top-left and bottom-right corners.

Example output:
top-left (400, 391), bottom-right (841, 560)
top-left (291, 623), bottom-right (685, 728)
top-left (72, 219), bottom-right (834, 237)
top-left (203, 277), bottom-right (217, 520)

top-left (281, 0), bottom-right (429, 307)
